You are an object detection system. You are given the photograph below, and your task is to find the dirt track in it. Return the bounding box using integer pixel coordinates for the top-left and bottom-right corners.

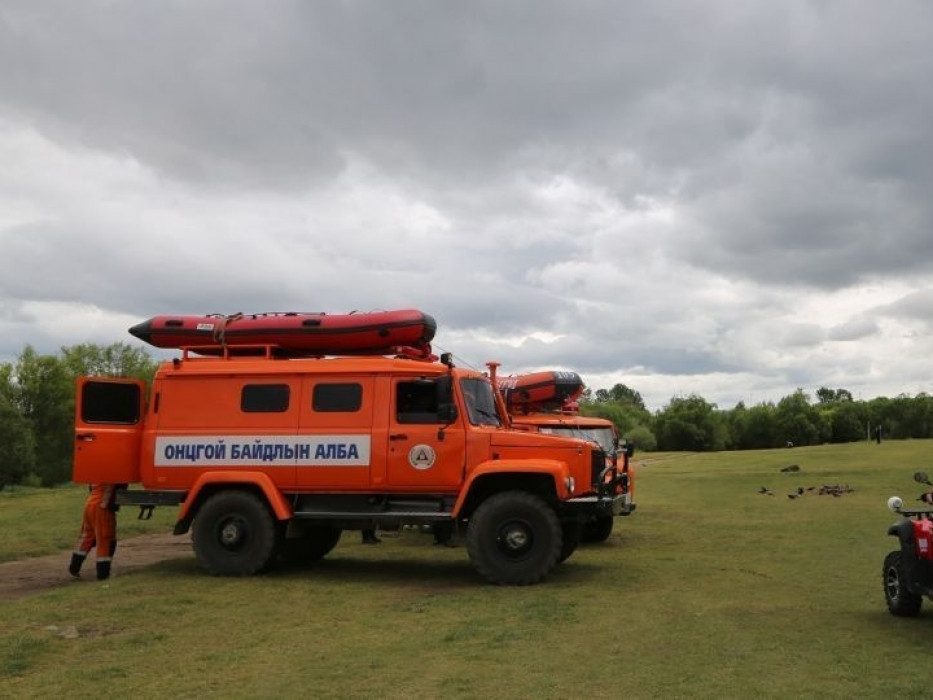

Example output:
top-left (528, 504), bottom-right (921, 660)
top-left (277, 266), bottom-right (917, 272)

top-left (0, 532), bottom-right (192, 601)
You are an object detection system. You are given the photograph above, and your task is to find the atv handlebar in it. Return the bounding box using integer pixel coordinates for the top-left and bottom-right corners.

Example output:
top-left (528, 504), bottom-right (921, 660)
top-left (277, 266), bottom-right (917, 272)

top-left (888, 495), bottom-right (933, 518)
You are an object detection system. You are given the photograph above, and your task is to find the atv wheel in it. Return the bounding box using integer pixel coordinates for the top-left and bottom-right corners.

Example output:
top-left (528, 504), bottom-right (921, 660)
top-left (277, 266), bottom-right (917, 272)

top-left (466, 491), bottom-right (562, 585)
top-left (883, 550), bottom-right (923, 617)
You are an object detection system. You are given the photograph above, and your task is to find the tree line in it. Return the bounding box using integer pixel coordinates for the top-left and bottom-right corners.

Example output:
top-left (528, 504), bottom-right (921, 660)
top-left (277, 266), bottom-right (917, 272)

top-left (578, 384), bottom-right (933, 452)
top-left (0, 344), bottom-right (157, 489)
top-left (2, 343), bottom-right (929, 488)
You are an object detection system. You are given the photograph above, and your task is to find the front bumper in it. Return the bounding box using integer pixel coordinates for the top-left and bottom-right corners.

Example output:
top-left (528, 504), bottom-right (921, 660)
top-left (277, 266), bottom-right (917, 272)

top-left (563, 492), bottom-right (630, 517)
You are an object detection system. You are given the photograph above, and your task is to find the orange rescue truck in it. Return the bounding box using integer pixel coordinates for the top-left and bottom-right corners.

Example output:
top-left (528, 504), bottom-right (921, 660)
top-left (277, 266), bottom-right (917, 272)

top-left (510, 409), bottom-right (635, 542)
top-left (73, 341), bottom-right (627, 586)
top-left (497, 370), bottom-right (636, 543)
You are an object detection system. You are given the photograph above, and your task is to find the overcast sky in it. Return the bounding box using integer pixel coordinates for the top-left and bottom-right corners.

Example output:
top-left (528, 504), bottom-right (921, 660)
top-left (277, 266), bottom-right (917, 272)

top-left (2, 1), bottom-right (932, 411)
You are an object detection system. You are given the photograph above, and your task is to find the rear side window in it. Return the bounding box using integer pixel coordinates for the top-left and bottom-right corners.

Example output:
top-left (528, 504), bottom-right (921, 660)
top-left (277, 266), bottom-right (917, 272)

top-left (241, 384), bottom-right (290, 412)
top-left (82, 382), bottom-right (141, 424)
top-left (313, 383), bottom-right (363, 412)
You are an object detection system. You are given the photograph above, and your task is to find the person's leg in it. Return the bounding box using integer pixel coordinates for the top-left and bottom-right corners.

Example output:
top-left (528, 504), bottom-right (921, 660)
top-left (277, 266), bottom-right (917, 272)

top-left (69, 507), bottom-right (96, 577)
top-left (94, 510), bottom-right (117, 580)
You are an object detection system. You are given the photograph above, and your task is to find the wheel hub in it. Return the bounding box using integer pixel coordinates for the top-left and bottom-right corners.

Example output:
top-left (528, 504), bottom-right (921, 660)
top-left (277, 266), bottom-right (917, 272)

top-left (497, 520), bottom-right (533, 557)
top-left (219, 519), bottom-right (245, 547)
top-left (504, 529), bottom-right (529, 549)
top-left (886, 567), bottom-right (901, 599)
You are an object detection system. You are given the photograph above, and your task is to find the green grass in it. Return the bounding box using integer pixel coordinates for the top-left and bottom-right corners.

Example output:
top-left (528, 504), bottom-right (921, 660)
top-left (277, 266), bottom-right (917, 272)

top-left (3, 441), bottom-right (933, 698)
top-left (0, 485), bottom-right (176, 562)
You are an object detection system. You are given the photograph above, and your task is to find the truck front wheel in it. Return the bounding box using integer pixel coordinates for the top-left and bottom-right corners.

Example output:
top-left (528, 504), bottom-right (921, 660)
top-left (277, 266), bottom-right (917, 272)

top-left (559, 520), bottom-right (582, 563)
top-left (192, 490), bottom-right (277, 576)
top-left (466, 491), bottom-right (562, 585)
top-left (582, 515), bottom-right (614, 543)
top-left (883, 550), bottom-right (923, 616)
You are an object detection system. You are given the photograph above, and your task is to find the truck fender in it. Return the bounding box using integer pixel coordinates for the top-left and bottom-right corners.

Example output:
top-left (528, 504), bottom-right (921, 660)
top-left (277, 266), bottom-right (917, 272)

top-left (178, 471), bottom-right (294, 524)
top-left (451, 459), bottom-right (571, 517)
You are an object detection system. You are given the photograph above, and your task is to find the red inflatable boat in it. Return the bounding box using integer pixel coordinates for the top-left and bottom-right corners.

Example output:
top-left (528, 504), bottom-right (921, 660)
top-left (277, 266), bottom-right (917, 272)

top-left (128, 309), bottom-right (436, 357)
top-left (497, 370), bottom-right (585, 411)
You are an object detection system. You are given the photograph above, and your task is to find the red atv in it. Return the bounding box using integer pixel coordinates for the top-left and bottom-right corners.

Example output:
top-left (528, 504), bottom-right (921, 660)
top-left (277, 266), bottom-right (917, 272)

top-left (883, 471), bottom-right (933, 616)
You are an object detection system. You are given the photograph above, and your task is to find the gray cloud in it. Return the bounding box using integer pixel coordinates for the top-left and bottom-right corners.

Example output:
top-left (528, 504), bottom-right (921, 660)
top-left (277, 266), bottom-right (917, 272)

top-left (1, 1), bottom-right (932, 410)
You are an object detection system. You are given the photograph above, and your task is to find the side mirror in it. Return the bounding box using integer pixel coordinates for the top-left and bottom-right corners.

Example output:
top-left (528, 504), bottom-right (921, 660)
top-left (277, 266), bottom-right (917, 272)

top-left (624, 441), bottom-right (635, 457)
top-left (436, 375), bottom-right (453, 403)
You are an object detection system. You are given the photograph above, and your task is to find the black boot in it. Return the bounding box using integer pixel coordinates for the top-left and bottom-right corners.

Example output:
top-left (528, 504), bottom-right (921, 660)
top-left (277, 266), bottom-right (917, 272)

top-left (68, 552), bottom-right (86, 578)
top-left (96, 560), bottom-right (112, 581)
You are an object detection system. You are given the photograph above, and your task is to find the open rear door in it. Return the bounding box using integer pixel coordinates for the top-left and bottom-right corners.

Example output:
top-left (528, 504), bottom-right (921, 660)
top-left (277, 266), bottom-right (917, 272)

top-left (73, 377), bottom-right (147, 483)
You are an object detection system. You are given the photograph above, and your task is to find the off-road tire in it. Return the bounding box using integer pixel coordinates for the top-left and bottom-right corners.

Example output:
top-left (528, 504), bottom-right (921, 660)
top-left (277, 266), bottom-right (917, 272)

top-left (466, 491), bottom-right (562, 585)
top-left (883, 550), bottom-right (923, 617)
top-left (581, 515), bottom-right (614, 543)
top-left (192, 490), bottom-right (277, 576)
top-left (278, 524), bottom-right (342, 565)
top-left (559, 520), bottom-right (582, 563)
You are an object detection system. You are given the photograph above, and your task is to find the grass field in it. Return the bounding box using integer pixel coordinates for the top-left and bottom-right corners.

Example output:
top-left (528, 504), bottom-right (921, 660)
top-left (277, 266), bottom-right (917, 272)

top-left (3, 441), bottom-right (933, 698)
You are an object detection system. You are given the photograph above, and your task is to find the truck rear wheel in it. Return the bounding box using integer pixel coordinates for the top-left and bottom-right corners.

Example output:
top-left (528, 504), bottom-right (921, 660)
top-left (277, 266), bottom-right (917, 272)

top-left (582, 515), bottom-right (614, 543)
top-left (278, 524), bottom-right (342, 565)
top-left (466, 491), bottom-right (562, 585)
top-left (192, 490), bottom-right (277, 576)
top-left (883, 550), bottom-right (923, 616)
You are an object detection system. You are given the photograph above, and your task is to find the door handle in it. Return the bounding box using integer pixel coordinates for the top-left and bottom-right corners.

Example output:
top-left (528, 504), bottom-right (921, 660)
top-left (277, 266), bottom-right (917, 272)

top-left (76, 433), bottom-right (96, 442)
top-left (389, 433), bottom-right (408, 441)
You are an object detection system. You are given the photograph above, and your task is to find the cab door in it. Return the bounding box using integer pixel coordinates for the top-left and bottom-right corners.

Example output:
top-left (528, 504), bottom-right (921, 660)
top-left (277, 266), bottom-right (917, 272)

top-left (384, 378), bottom-right (465, 491)
top-left (73, 377), bottom-right (146, 483)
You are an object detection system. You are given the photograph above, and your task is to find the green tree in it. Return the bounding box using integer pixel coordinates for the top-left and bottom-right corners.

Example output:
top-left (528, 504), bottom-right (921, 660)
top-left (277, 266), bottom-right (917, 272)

top-left (592, 383), bottom-right (646, 411)
top-left (0, 383), bottom-right (35, 488)
top-left (625, 424), bottom-right (658, 452)
top-left (899, 393), bottom-right (933, 438)
top-left (774, 389), bottom-right (828, 447)
top-left (11, 347), bottom-right (74, 485)
top-left (60, 342), bottom-right (157, 380)
top-left (726, 401), bottom-right (781, 450)
top-left (826, 400), bottom-right (867, 443)
top-left (654, 395), bottom-right (721, 451)
top-left (816, 387), bottom-right (854, 404)
top-left (580, 385), bottom-right (656, 450)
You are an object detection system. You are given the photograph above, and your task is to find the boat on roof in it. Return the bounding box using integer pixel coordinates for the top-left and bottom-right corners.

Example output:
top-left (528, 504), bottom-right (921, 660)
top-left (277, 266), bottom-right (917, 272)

top-left (128, 308), bottom-right (436, 358)
top-left (496, 370), bottom-right (585, 412)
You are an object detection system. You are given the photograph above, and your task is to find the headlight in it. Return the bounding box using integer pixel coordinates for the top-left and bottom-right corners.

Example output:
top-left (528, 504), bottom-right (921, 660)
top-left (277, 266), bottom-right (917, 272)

top-left (565, 476), bottom-right (575, 494)
top-left (888, 496), bottom-right (903, 512)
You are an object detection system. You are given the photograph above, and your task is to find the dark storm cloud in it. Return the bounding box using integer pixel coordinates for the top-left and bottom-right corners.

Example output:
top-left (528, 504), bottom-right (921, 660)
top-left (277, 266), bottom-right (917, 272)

top-left (1, 0), bottom-right (932, 408)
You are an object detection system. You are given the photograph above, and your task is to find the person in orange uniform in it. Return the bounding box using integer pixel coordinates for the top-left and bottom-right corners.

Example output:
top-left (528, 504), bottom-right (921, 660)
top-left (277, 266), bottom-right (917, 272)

top-left (68, 483), bottom-right (120, 580)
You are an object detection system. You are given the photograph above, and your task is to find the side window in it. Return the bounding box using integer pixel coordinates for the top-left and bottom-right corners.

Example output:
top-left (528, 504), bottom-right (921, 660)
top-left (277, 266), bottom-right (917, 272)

top-left (82, 382), bottom-right (141, 424)
top-left (396, 381), bottom-right (440, 424)
top-left (241, 384), bottom-right (290, 413)
top-left (313, 383), bottom-right (363, 412)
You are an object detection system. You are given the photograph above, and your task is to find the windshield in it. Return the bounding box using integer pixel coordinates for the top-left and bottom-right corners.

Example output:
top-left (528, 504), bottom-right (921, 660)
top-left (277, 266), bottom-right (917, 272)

top-left (538, 425), bottom-right (615, 452)
top-left (460, 377), bottom-right (502, 427)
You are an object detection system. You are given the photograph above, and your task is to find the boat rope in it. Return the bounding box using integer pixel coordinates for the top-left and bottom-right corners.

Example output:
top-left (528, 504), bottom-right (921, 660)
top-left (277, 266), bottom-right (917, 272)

top-left (212, 312), bottom-right (244, 346)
